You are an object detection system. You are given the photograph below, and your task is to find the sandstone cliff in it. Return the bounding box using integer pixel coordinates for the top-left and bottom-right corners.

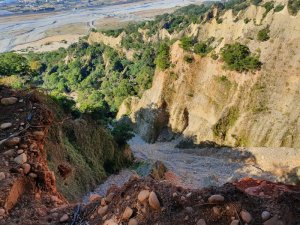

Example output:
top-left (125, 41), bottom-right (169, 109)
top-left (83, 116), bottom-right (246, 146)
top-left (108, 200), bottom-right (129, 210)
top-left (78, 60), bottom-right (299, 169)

top-left (118, 2), bottom-right (300, 148)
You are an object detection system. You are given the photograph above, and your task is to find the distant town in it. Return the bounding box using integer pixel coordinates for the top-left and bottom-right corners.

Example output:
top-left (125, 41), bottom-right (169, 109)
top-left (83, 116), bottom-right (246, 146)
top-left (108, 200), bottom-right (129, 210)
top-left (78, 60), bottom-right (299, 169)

top-left (0, 0), bottom-right (143, 14)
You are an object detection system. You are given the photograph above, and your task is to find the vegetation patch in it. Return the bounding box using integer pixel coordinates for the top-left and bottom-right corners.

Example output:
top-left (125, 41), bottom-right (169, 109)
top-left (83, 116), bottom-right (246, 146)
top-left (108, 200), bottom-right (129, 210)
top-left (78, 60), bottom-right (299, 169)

top-left (183, 55), bottom-right (194, 63)
top-left (274, 4), bottom-right (285, 12)
top-left (213, 107), bottom-right (240, 140)
top-left (262, 1), bottom-right (274, 18)
top-left (257, 27), bottom-right (270, 42)
top-left (221, 43), bottom-right (262, 72)
top-left (155, 42), bottom-right (171, 70)
top-left (288, 0), bottom-right (300, 15)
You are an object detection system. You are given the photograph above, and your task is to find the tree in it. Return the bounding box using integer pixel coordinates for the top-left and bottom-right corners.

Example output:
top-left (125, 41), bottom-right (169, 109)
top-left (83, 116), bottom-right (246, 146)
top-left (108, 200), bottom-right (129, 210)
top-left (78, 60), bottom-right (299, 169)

top-left (221, 43), bottom-right (261, 72)
top-left (257, 28), bottom-right (270, 42)
top-left (155, 42), bottom-right (171, 70)
top-left (0, 53), bottom-right (30, 76)
top-left (180, 36), bottom-right (194, 51)
top-left (111, 122), bottom-right (134, 146)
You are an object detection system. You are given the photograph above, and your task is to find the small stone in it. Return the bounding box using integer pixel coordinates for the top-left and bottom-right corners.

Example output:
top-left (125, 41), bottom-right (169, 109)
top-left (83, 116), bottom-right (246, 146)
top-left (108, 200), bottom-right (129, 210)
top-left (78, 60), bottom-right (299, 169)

top-left (186, 192), bottom-right (192, 198)
top-left (172, 192), bottom-right (178, 197)
top-left (208, 194), bottom-right (224, 203)
top-left (89, 194), bottom-right (102, 202)
top-left (59, 214), bottom-right (69, 223)
top-left (185, 207), bottom-right (194, 213)
top-left (213, 206), bottom-right (221, 215)
top-left (3, 149), bottom-right (14, 156)
top-left (184, 216), bottom-right (189, 220)
top-left (263, 216), bottom-right (284, 225)
top-left (29, 173), bottom-right (38, 178)
top-left (128, 218), bottom-right (138, 225)
top-left (0, 208), bottom-right (5, 216)
top-left (240, 210), bottom-right (252, 223)
top-left (17, 149), bottom-right (24, 154)
top-left (22, 163), bottom-right (31, 174)
top-left (197, 219), bottom-right (206, 225)
top-left (33, 131), bottom-right (45, 140)
top-left (230, 220), bottom-right (239, 225)
top-left (122, 207), bottom-right (133, 220)
top-left (104, 219), bottom-right (118, 225)
top-left (5, 137), bottom-right (21, 147)
top-left (149, 191), bottom-right (160, 210)
top-left (261, 211), bottom-right (271, 221)
top-left (1, 97), bottom-right (18, 105)
top-left (0, 123), bottom-right (12, 129)
top-left (14, 153), bottom-right (27, 164)
top-left (52, 212), bottom-right (59, 218)
top-left (138, 190), bottom-right (150, 202)
top-left (0, 172), bottom-right (5, 181)
top-left (98, 205), bottom-right (108, 216)
top-left (105, 192), bottom-right (114, 203)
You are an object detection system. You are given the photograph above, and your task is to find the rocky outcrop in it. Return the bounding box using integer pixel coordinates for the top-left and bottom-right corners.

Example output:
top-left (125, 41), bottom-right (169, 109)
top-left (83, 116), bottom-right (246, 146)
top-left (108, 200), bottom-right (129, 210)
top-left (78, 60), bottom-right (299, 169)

top-left (118, 4), bottom-right (300, 148)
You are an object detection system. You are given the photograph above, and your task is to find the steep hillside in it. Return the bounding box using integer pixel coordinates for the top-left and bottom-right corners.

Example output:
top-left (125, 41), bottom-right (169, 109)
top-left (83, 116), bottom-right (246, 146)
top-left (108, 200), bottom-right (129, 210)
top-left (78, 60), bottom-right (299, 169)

top-left (116, 0), bottom-right (300, 148)
top-left (0, 86), bottom-right (132, 224)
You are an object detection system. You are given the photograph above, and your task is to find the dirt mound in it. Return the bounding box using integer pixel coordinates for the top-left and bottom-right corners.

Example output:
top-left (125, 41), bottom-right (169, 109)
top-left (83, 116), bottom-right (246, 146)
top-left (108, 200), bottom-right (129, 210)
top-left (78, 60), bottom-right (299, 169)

top-left (0, 86), bottom-right (67, 224)
top-left (64, 176), bottom-right (300, 225)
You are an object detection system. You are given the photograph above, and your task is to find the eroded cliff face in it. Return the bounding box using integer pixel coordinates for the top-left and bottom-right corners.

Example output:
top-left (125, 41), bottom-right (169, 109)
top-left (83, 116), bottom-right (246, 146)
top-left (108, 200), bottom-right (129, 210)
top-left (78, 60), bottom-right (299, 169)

top-left (118, 4), bottom-right (300, 148)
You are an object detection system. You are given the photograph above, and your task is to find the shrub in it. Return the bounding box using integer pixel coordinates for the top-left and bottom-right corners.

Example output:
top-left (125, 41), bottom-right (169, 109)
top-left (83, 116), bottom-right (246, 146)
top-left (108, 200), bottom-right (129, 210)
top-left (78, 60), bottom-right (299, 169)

top-left (244, 18), bottom-right (251, 24)
top-left (0, 52), bottom-right (30, 76)
top-left (257, 27), bottom-right (270, 42)
top-left (288, 0), bottom-right (300, 15)
top-left (274, 4), bottom-right (285, 12)
top-left (183, 55), bottom-right (194, 63)
top-left (221, 43), bottom-right (261, 72)
top-left (111, 122), bottom-right (134, 146)
top-left (179, 36), bottom-right (194, 51)
top-left (251, 0), bottom-right (262, 6)
top-left (263, 1), bottom-right (274, 17)
top-left (194, 42), bottom-right (213, 56)
top-left (155, 43), bottom-right (171, 70)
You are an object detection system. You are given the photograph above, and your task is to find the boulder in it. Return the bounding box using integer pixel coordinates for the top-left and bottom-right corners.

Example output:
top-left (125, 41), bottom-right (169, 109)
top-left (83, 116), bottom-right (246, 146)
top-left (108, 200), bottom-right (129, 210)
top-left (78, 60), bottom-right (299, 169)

top-left (0, 208), bottom-right (5, 216)
top-left (240, 210), bottom-right (252, 223)
top-left (197, 219), bottom-right (206, 225)
top-left (0, 123), bottom-right (12, 129)
top-left (59, 214), bottom-right (69, 223)
top-left (122, 207), bottom-right (133, 220)
top-left (1, 97), bottom-right (18, 105)
top-left (5, 137), bottom-right (21, 147)
top-left (263, 216), bottom-right (284, 225)
top-left (208, 194), bottom-right (224, 203)
top-left (128, 218), bottom-right (138, 225)
top-left (261, 211), bottom-right (271, 221)
top-left (14, 153), bottom-right (27, 164)
top-left (230, 220), bottom-right (239, 225)
top-left (22, 163), bottom-right (31, 174)
top-left (138, 190), bottom-right (150, 202)
top-left (149, 191), bottom-right (160, 210)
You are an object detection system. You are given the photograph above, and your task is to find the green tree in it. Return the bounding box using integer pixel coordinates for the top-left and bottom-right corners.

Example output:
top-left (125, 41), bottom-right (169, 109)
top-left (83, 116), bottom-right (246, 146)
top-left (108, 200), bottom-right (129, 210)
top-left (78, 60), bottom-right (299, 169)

top-left (155, 42), bottom-right (171, 70)
top-left (257, 28), bottom-right (270, 42)
top-left (0, 53), bottom-right (30, 76)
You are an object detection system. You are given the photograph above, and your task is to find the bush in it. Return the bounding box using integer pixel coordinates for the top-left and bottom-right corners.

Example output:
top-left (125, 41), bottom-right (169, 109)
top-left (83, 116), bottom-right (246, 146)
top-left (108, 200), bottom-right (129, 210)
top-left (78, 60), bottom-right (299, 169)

top-left (155, 42), bottom-right (171, 70)
top-left (111, 122), bottom-right (134, 146)
top-left (194, 42), bottom-right (213, 56)
top-left (288, 0), bottom-right (300, 15)
top-left (221, 43), bottom-right (261, 72)
top-left (0, 53), bottom-right (30, 76)
top-left (274, 4), bottom-right (285, 12)
top-left (179, 36), bottom-right (194, 51)
top-left (257, 27), bottom-right (270, 42)
top-left (263, 1), bottom-right (274, 17)
top-left (183, 55), bottom-right (194, 63)
top-left (251, 0), bottom-right (262, 6)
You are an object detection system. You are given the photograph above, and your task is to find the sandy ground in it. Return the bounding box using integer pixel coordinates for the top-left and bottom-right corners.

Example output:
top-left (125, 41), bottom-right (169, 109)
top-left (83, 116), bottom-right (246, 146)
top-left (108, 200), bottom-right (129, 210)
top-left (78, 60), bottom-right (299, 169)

top-left (0, 0), bottom-right (205, 53)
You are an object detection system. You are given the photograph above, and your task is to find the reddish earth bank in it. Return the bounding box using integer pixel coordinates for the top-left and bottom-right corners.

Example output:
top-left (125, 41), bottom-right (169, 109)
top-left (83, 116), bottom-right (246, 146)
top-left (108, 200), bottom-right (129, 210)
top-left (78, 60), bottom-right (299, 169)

top-left (0, 86), bottom-right (300, 225)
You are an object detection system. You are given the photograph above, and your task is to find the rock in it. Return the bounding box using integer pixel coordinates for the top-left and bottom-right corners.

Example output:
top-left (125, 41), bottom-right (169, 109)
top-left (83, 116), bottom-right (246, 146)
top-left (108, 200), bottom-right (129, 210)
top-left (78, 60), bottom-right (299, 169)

top-left (3, 149), bottom-right (14, 156)
top-left (240, 210), bottom-right (252, 223)
top-left (1, 97), bottom-right (18, 105)
top-left (185, 207), bottom-right (194, 213)
top-left (17, 149), bottom-right (24, 154)
top-left (263, 216), bottom-right (284, 225)
top-left (0, 208), bottom-right (5, 216)
top-left (208, 194), bottom-right (224, 203)
top-left (106, 192), bottom-right (114, 203)
top-left (59, 214), bottom-right (69, 223)
top-left (104, 219), bottom-right (118, 225)
top-left (89, 194), bottom-right (102, 202)
top-left (261, 211), bottom-right (271, 221)
top-left (101, 198), bottom-right (107, 206)
top-left (149, 191), bottom-right (160, 210)
top-left (138, 190), bottom-right (150, 202)
top-left (122, 207), bottom-right (133, 220)
top-left (197, 219), bottom-right (206, 225)
top-left (0, 172), bottom-right (5, 181)
top-left (98, 205), bottom-right (108, 216)
top-left (0, 123), bottom-right (12, 129)
top-left (14, 153), bottom-right (27, 164)
top-left (22, 163), bottom-right (31, 174)
top-left (230, 220), bottom-right (239, 225)
top-left (5, 137), bottom-right (21, 147)
top-left (128, 218), bottom-right (138, 225)
top-left (33, 131), bottom-right (45, 140)
top-left (172, 192), bottom-right (178, 197)
top-left (186, 192), bottom-right (192, 198)
top-left (29, 173), bottom-right (38, 178)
